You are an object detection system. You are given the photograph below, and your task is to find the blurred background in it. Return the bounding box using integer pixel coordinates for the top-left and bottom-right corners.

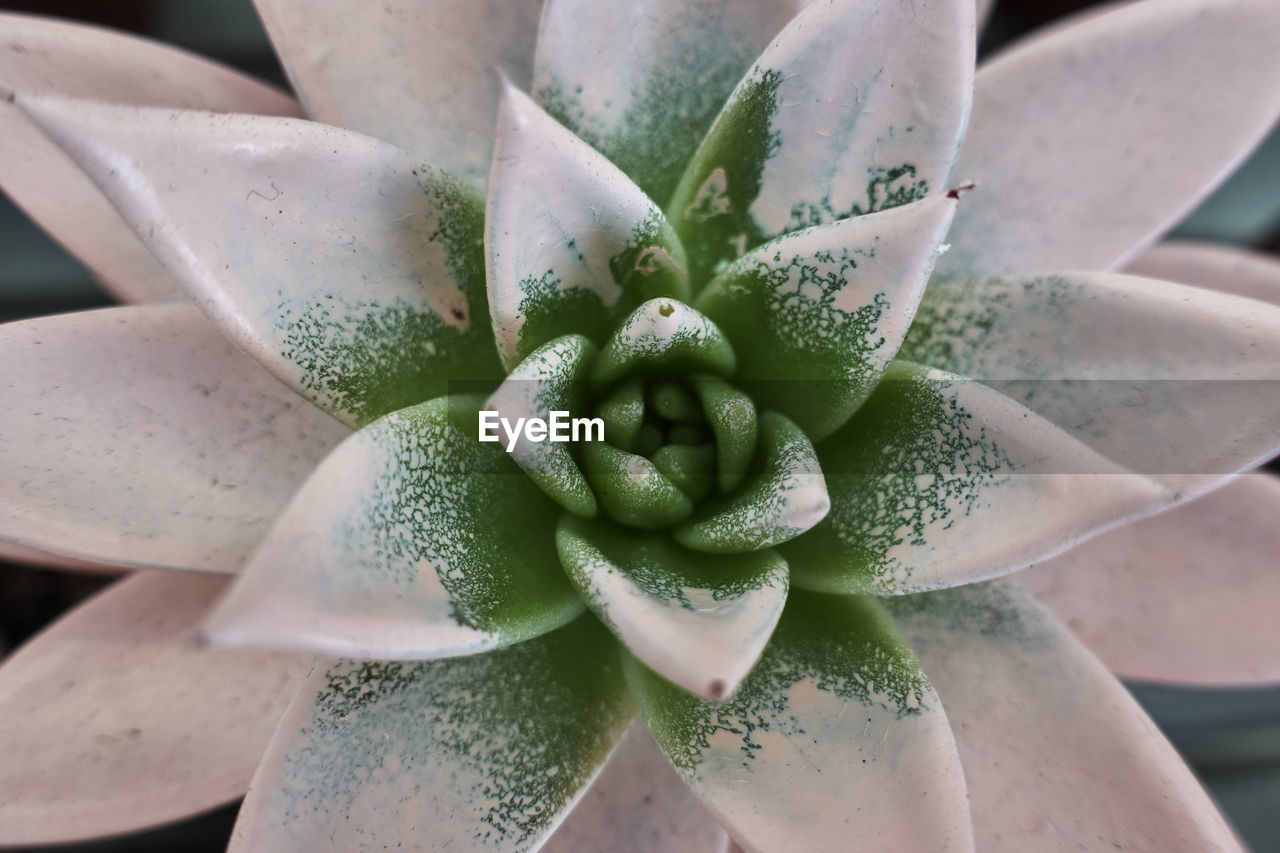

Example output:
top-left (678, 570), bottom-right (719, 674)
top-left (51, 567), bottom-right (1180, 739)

top-left (1, 0), bottom-right (1278, 850)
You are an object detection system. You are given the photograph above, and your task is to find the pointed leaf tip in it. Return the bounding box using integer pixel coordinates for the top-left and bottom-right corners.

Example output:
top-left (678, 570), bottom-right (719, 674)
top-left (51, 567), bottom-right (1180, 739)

top-left (593, 299), bottom-right (736, 383)
top-left (486, 335), bottom-right (599, 517)
top-left (628, 591), bottom-right (973, 853)
top-left (557, 515), bottom-right (788, 702)
top-left (696, 195), bottom-right (956, 440)
top-left (208, 394), bottom-right (583, 660)
top-left (488, 88), bottom-right (689, 369)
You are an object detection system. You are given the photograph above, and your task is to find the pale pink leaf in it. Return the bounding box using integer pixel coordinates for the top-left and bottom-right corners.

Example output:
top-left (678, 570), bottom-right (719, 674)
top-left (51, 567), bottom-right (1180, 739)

top-left (1016, 472), bottom-right (1280, 686)
top-left (16, 96), bottom-right (503, 426)
top-left (904, 271), bottom-right (1280, 500)
top-left (229, 617), bottom-right (632, 852)
top-left (0, 12), bottom-right (298, 302)
top-left (0, 571), bottom-right (312, 846)
top-left (1127, 240), bottom-right (1280, 307)
top-left (486, 85), bottom-right (689, 370)
top-left (938, 0), bottom-right (1280, 278)
top-left (533, 0), bottom-right (806, 204)
top-left (207, 395), bottom-right (582, 660)
top-left (628, 592), bottom-right (975, 853)
top-left (888, 582), bottom-right (1242, 853)
top-left (784, 362), bottom-right (1170, 595)
top-left (252, 0), bottom-right (542, 189)
top-left (543, 720), bottom-right (731, 853)
top-left (0, 305), bottom-right (347, 573)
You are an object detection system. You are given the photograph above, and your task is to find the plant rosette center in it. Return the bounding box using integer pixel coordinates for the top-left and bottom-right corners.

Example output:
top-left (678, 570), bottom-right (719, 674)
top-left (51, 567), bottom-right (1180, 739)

top-left (481, 295), bottom-right (830, 545)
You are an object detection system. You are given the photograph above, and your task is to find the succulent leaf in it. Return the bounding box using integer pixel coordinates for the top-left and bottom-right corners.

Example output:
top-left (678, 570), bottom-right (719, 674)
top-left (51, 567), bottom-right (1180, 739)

top-left (485, 335), bottom-right (599, 516)
top-left (674, 412), bottom-right (828, 553)
top-left (487, 86), bottom-right (690, 370)
top-left (0, 306), bottom-right (347, 573)
top-left (1127, 240), bottom-right (1280, 307)
top-left (0, 12), bottom-right (298, 303)
top-left (533, 0), bottom-right (805, 205)
top-left (627, 590), bottom-right (973, 853)
top-left (667, 0), bottom-right (974, 283)
top-left (229, 616), bottom-right (634, 853)
top-left (692, 376), bottom-right (759, 494)
top-left (0, 573), bottom-right (310, 847)
top-left (596, 378), bottom-right (647, 451)
top-left (17, 95), bottom-right (504, 427)
top-left (541, 719), bottom-right (731, 853)
top-left (252, 0), bottom-right (543, 189)
top-left (650, 443), bottom-right (717, 503)
top-left (937, 0), bottom-right (1280, 279)
top-left (903, 272), bottom-right (1280, 500)
top-left (581, 442), bottom-right (695, 530)
top-left (783, 361), bottom-right (1170, 594)
top-left (593, 299), bottom-right (736, 382)
top-left (557, 515), bottom-right (788, 701)
top-left (1015, 473), bottom-right (1280, 686)
top-left (207, 395), bottom-right (584, 659)
top-left (888, 582), bottom-right (1243, 853)
top-left (696, 195), bottom-right (957, 439)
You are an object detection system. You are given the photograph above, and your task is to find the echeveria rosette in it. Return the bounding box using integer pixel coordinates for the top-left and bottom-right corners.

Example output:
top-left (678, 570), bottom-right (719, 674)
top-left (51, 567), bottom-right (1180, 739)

top-left (1, 2), bottom-right (1280, 853)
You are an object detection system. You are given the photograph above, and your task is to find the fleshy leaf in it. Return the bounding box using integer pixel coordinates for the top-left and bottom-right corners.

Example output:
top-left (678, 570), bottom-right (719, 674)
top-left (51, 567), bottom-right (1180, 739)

top-left (485, 335), bottom-right (598, 517)
top-left (487, 85), bottom-right (689, 370)
top-left (0, 572), bottom-right (310, 846)
top-left (782, 361), bottom-right (1170, 595)
top-left (593, 298), bottom-right (735, 382)
top-left (252, 0), bottom-right (542, 188)
top-left (597, 379), bottom-right (647, 451)
top-left (229, 616), bottom-right (633, 853)
top-left (903, 272), bottom-right (1280, 499)
top-left (887, 582), bottom-right (1243, 853)
top-left (17, 96), bottom-right (503, 427)
top-left (693, 376), bottom-right (758, 494)
top-left (1127, 240), bottom-right (1280, 307)
top-left (649, 380), bottom-right (702, 423)
top-left (0, 12), bottom-right (298, 302)
top-left (581, 442), bottom-right (694, 530)
top-left (557, 515), bottom-right (788, 701)
top-left (207, 395), bottom-right (583, 659)
top-left (533, 0), bottom-right (805, 205)
top-left (543, 719), bottom-right (730, 853)
top-left (1015, 473), bottom-right (1280, 686)
top-left (675, 412), bottom-right (828, 554)
top-left (0, 306), bottom-right (347, 573)
top-left (627, 590), bottom-right (973, 853)
top-left (937, 0), bottom-right (1280, 278)
top-left (696, 195), bottom-right (956, 439)
top-left (651, 443), bottom-right (717, 503)
top-left (667, 0), bottom-right (974, 282)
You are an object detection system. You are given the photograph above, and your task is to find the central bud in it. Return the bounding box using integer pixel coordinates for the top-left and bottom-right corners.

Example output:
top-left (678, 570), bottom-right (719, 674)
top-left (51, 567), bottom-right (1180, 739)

top-left (485, 298), bottom-right (830, 553)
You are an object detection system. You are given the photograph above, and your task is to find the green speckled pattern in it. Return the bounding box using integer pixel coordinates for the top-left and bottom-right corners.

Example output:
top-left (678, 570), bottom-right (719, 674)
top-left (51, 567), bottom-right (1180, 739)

top-left (675, 411), bottom-right (828, 553)
top-left (697, 196), bottom-right (956, 439)
top-left (487, 88), bottom-right (689, 370)
top-left (274, 170), bottom-right (503, 426)
top-left (667, 0), bottom-right (974, 281)
top-left (784, 362), bottom-right (1169, 594)
top-left (534, 0), bottom-right (804, 206)
top-left (558, 515), bottom-right (788, 700)
top-left (231, 616), bottom-right (634, 852)
top-left (208, 395), bottom-right (584, 659)
top-left (626, 590), bottom-right (971, 851)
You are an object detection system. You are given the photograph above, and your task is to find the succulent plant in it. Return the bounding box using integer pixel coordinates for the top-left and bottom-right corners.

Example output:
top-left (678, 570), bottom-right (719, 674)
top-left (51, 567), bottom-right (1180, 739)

top-left (2, 0), bottom-right (1280, 851)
